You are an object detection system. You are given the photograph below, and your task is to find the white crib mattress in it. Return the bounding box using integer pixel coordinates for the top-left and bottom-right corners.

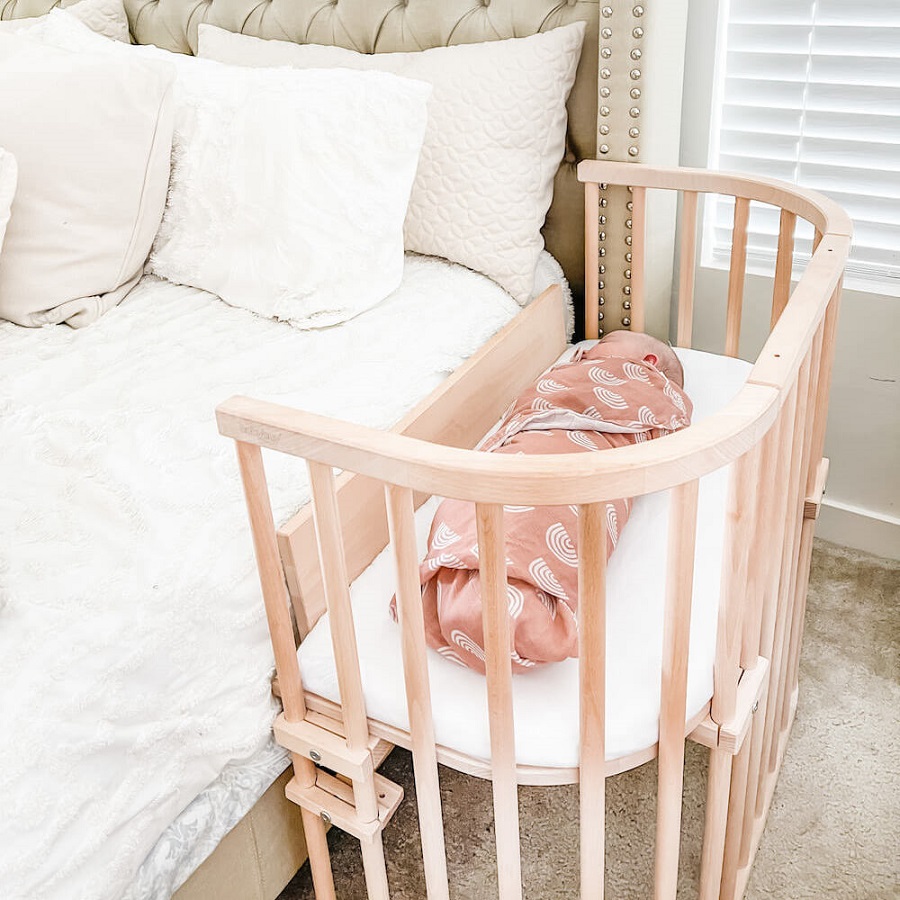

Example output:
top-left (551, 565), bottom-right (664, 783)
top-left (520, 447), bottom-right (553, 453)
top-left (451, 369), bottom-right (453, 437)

top-left (297, 348), bottom-right (753, 769)
top-left (0, 253), bottom-right (538, 900)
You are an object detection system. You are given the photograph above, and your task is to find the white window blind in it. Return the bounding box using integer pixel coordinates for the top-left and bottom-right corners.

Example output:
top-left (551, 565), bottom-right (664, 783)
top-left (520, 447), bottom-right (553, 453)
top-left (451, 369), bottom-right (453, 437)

top-left (705, 0), bottom-right (900, 292)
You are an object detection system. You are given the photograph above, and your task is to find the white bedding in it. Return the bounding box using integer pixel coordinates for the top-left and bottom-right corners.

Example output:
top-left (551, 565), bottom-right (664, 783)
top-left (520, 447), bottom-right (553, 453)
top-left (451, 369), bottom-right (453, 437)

top-left (124, 738), bottom-right (290, 900)
top-left (297, 348), bottom-right (753, 768)
top-left (0, 254), bottom-right (534, 900)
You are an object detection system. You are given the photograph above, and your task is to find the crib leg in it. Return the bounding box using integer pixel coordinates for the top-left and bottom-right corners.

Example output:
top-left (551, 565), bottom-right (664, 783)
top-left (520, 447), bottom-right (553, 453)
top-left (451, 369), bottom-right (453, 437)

top-left (782, 518), bottom-right (816, 731)
top-left (719, 739), bottom-right (751, 900)
top-left (278, 716), bottom-right (404, 899)
top-left (361, 834), bottom-right (391, 900)
top-left (699, 747), bottom-right (731, 900)
top-left (738, 697), bottom-right (768, 868)
top-left (301, 807), bottom-right (337, 900)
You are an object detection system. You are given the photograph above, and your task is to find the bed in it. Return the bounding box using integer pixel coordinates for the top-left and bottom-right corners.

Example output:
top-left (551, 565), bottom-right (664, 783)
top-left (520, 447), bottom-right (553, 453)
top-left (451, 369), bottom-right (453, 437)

top-left (0, 4), bottom-right (600, 898)
top-left (0, 255), bottom-right (573, 899)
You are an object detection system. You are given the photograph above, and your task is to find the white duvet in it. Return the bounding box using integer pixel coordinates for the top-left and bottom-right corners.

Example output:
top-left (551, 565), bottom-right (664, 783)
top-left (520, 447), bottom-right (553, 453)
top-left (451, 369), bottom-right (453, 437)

top-left (0, 256), bottom-right (526, 900)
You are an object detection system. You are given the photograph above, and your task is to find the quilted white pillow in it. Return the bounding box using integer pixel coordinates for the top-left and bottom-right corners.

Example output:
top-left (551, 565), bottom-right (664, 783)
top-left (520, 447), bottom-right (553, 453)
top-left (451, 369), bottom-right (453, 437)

top-left (0, 0), bottom-right (130, 41)
top-left (37, 15), bottom-right (432, 328)
top-left (0, 149), bottom-right (15, 259)
top-left (198, 23), bottom-right (586, 306)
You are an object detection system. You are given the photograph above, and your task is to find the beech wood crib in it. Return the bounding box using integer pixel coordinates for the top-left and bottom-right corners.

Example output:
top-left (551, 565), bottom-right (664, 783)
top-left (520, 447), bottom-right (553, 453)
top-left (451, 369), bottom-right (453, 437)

top-left (218, 161), bottom-right (851, 900)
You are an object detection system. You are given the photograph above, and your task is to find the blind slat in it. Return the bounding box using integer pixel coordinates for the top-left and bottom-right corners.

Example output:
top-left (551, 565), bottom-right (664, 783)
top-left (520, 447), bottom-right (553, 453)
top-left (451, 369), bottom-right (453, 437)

top-left (708, 3), bottom-right (900, 289)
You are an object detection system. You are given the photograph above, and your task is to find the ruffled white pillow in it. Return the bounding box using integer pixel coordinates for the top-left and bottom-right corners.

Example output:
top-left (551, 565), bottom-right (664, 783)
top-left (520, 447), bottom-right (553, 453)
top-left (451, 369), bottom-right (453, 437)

top-left (34, 14), bottom-right (433, 328)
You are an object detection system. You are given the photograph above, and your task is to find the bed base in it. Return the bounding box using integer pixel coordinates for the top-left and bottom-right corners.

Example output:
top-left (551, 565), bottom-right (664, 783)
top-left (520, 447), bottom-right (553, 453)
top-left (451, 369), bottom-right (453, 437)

top-left (219, 162), bottom-right (851, 899)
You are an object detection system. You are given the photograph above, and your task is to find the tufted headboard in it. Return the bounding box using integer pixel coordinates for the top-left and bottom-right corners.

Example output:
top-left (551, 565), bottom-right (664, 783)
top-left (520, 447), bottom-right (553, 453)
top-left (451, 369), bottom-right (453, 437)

top-left (2, 0), bottom-right (599, 304)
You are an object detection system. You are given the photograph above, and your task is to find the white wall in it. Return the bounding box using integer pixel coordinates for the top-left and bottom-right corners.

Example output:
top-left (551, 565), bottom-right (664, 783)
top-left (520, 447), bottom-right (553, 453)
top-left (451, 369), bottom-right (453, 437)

top-left (679, 0), bottom-right (900, 559)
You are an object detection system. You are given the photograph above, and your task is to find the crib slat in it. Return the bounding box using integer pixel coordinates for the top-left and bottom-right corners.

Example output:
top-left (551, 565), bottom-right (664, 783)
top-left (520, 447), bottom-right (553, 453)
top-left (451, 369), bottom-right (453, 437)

top-left (578, 503), bottom-right (608, 899)
top-left (753, 382), bottom-right (799, 819)
top-left (385, 485), bottom-right (451, 900)
top-left (777, 338), bottom-right (822, 739)
top-left (476, 503), bottom-right (523, 900)
top-left (308, 460), bottom-right (381, 830)
top-left (585, 180), bottom-right (601, 340)
top-left (807, 285), bottom-right (842, 506)
top-left (654, 479), bottom-right (699, 899)
top-left (786, 287), bottom-right (842, 705)
top-left (719, 735), bottom-right (752, 897)
top-left (236, 443), bottom-right (336, 898)
top-left (725, 197), bottom-right (750, 357)
top-left (699, 747), bottom-right (732, 900)
top-left (739, 706), bottom-right (768, 868)
top-left (740, 421), bottom-right (780, 669)
top-left (236, 441), bottom-right (307, 719)
top-left (630, 186), bottom-right (647, 333)
top-left (712, 444), bottom-right (762, 724)
top-left (359, 838), bottom-right (391, 900)
top-left (766, 354), bottom-right (813, 776)
top-left (676, 191), bottom-right (699, 348)
top-left (738, 412), bottom-right (789, 865)
top-left (308, 461), bottom-right (371, 751)
top-left (300, 807), bottom-right (338, 900)
top-left (770, 209), bottom-right (796, 328)
top-left (756, 375), bottom-right (808, 826)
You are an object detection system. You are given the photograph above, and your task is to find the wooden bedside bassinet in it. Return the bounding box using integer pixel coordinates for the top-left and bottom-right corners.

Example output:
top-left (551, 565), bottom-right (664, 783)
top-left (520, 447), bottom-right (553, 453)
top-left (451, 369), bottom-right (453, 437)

top-left (218, 162), bottom-right (851, 900)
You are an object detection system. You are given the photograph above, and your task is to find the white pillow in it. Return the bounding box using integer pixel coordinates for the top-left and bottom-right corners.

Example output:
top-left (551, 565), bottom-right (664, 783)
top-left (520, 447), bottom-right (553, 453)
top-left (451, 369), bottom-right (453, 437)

top-left (198, 23), bottom-right (586, 306)
top-left (0, 0), bottom-right (129, 41)
top-left (0, 33), bottom-right (174, 327)
top-left (36, 15), bottom-right (432, 328)
top-left (0, 149), bottom-right (15, 259)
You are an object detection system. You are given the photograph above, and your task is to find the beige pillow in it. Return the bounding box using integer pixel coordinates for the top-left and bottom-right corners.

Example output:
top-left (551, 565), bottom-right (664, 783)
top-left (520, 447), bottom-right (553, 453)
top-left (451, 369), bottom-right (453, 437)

top-left (199, 23), bottom-right (585, 306)
top-left (0, 0), bottom-right (130, 41)
top-left (0, 34), bottom-right (174, 327)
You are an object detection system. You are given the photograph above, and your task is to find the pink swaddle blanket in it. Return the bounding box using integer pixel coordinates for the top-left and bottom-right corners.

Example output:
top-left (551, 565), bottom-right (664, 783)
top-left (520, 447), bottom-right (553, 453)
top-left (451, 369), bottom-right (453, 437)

top-left (395, 346), bottom-right (693, 673)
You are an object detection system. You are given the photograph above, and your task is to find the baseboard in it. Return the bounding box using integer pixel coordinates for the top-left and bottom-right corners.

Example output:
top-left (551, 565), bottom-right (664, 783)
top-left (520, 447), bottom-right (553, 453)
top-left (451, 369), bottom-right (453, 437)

top-left (816, 498), bottom-right (900, 561)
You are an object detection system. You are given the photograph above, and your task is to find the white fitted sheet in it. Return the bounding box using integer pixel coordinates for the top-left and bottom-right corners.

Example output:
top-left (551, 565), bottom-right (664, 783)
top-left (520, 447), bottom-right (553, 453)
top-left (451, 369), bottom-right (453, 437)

top-left (0, 252), bottom-right (552, 900)
top-left (297, 348), bottom-right (753, 769)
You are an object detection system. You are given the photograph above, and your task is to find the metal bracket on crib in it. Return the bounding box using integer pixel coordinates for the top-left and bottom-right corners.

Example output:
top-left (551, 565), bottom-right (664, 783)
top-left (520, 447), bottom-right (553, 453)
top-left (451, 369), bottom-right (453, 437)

top-left (275, 714), bottom-right (403, 843)
top-left (690, 656), bottom-right (770, 755)
top-left (803, 457), bottom-right (830, 520)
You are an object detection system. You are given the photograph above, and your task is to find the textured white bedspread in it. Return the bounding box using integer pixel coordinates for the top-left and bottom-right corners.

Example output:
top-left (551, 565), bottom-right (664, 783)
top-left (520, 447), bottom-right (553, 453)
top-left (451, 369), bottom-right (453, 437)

top-left (0, 256), bottom-right (523, 900)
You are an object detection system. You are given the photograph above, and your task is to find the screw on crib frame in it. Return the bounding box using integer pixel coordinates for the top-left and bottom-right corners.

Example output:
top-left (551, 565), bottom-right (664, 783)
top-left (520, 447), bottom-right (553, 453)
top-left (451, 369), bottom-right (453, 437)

top-left (220, 162), bottom-right (850, 900)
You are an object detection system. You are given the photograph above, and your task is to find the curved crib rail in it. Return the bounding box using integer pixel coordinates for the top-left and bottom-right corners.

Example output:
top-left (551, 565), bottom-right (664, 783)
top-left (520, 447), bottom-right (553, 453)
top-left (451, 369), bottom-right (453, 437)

top-left (218, 163), bottom-right (851, 900)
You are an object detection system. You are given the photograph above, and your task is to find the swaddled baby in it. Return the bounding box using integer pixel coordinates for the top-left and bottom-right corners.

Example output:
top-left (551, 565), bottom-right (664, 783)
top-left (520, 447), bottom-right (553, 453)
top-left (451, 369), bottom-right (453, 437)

top-left (398, 330), bottom-right (693, 673)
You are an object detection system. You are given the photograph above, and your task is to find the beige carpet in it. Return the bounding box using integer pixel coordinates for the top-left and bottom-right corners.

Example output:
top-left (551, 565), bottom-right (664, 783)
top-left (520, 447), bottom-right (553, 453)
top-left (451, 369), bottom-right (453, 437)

top-left (279, 541), bottom-right (900, 899)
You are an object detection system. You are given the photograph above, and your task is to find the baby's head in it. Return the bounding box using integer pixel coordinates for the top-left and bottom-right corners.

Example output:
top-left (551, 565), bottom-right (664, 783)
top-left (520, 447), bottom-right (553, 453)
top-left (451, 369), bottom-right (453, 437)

top-left (586, 330), bottom-right (685, 387)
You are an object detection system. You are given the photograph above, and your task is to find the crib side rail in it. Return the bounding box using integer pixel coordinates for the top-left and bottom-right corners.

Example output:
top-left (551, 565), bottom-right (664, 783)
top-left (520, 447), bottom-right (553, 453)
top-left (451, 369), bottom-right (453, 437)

top-left (216, 381), bottom-right (777, 508)
top-left (227, 402), bottom-right (711, 899)
top-left (577, 160), bottom-right (851, 366)
top-left (577, 162), bottom-right (850, 900)
top-left (577, 160), bottom-right (853, 236)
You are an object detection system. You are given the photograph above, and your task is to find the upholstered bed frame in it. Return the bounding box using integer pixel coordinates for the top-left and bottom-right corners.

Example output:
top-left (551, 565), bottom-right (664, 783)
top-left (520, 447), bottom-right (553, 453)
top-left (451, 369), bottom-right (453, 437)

top-left (0, 2), bottom-right (600, 896)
